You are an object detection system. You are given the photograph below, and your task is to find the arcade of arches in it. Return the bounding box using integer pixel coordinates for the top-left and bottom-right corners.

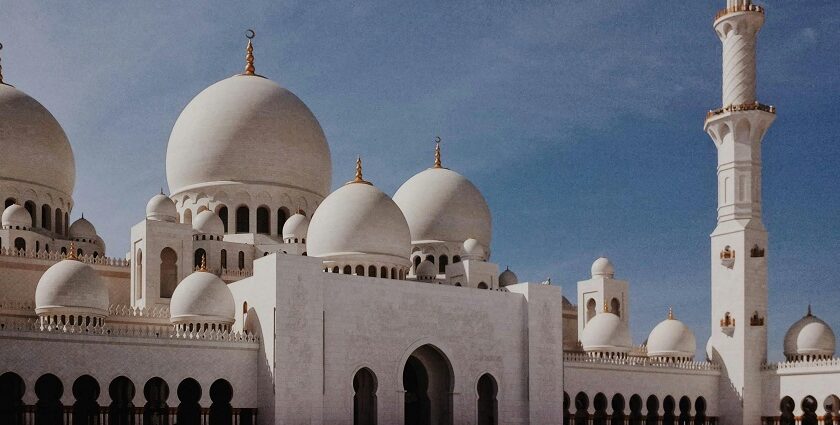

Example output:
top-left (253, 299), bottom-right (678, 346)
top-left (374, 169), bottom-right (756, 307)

top-left (0, 372), bottom-right (254, 425)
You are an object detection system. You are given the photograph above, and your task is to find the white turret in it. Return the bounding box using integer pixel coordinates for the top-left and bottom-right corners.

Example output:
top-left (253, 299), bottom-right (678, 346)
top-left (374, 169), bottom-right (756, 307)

top-left (704, 1), bottom-right (775, 424)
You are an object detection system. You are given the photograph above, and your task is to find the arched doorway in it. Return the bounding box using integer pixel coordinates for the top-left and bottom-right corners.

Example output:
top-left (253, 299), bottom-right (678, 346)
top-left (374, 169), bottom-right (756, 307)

top-left (779, 396), bottom-right (795, 425)
top-left (476, 374), bottom-right (497, 425)
top-left (802, 396), bottom-right (818, 425)
top-left (35, 374), bottom-right (64, 425)
top-left (209, 379), bottom-right (233, 425)
top-left (353, 368), bottom-right (377, 425)
top-left (235, 206), bottom-right (249, 233)
top-left (177, 378), bottom-right (202, 425)
top-left (160, 248), bottom-right (178, 298)
top-left (0, 372), bottom-right (25, 425)
top-left (72, 375), bottom-right (100, 425)
top-left (143, 377), bottom-right (169, 425)
top-left (108, 376), bottom-right (135, 425)
top-left (403, 344), bottom-right (453, 425)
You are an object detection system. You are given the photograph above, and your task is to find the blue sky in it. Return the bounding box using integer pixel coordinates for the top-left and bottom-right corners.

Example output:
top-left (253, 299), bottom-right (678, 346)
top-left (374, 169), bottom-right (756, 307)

top-left (1, 1), bottom-right (838, 361)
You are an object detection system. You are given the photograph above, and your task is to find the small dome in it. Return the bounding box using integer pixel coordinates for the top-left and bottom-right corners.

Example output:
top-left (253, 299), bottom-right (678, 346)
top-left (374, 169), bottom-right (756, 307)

top-left (462, 238), bottom-right (487, 261)
top-left (146, 193), bottom-right (178, 222)
top-left (282, 213), bottom-right (310, 241)
top-left (170, 271), bottom-right (235, 328)
top-left (646, 310), bottom-right (696, 360)
top-left (2, 204), bottom-right (31, 229)
top-left (393, 167), bottom-right (491, 248)
top-left (499, 267), bottom-right (519, 287)
top-left (69, 217), bottom-right (98, 239)
top-left (416, 260), bottom-right (437, 281)
top-left (580, 311), bottom-right (631, 353)
top-left (308, 177), bottom-right (411, 267)
top-left (0, 84), bottom-right (76, 197)
top-left (192, 210), bottom-right (224, 235)
top-left (35, 259), bottom-right (109, 319)
top-left (166, 75), bottom-right (332, 198)
top-left (591, 257), bottom-right (615, 278)
top-left (783, 307), bottom-right (836, 361)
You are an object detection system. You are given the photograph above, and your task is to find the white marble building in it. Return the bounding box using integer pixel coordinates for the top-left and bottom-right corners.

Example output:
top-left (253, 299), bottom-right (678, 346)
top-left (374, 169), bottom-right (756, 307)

top-left (0, 1), bottom-right (838, 424)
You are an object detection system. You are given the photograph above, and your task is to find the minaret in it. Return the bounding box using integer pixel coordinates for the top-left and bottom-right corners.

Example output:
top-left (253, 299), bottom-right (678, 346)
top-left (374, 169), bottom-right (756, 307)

top-left (703, 1), bottom-right (775, 424)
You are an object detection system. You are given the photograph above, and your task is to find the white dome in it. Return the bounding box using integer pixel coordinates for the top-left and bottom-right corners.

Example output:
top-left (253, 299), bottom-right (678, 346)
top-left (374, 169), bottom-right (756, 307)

top-left (416, 260), bottom-right (437, 281)
top-left (646, 312), bottom-right (696, 360)
top-left (0, 84), bottom-right (75, 197)
top-left (580, 312), bottom-right (632, 353)
top-left (192, 210), bottom-right (224, 235)
top-left (462, 238), bottom-right (487, 261)
top-left (282, 213), bottom-right (310, 241)
top-left (69, 217), bottom-right (97, 239)
top-left (146, 194), bottom-right (178, 222)
top-left (35, 259), bottom-right (109, 318)
top-left (591, 257), bottom-right (615, 278)
top-left (170, 271), bottom-right (235, 327)
top-left (499, 267), bottom-right (519, 287)
top-left (2, 204), bottom-right (31, 229)
top-left (308, 180), bottom-right (411, 266)
top-left (166, 75), bottom-right (332, 198)
top-left (783, 307), bottom-right (836, 360)
top-left (393, 167), bottom-right (491, 248)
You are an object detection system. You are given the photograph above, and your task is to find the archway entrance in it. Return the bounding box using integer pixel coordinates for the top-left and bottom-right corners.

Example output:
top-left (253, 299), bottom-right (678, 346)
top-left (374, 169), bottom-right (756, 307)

top-left (476, 374), bottom-right (498, 425)
top-left (403, 344), bottom-right (453, 425)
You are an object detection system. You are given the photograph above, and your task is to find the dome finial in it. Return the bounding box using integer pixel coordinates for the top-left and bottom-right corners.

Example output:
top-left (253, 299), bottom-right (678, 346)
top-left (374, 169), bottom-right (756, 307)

top-left (199, 254), bottom-right (207, 272)
top-left (807, 304), bottom-right (813, 317)
top-left (603, 303), bottom-right (610, 313)
top-left (347, 155), bottom-right (372, 185)
top-left (67, 241), bottom-right (78, 261)
top-left (668, 306), bottom-right (674, 320)
top-left (243, 29), bottom-right (256, 76)
top-left (433, 136), bottom-right (443, 168)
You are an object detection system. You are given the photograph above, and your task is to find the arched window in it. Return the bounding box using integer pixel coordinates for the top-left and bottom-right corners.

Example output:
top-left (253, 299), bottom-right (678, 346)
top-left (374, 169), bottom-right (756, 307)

top-left (236, 206), bottom-right (249, 233)
top-left (368, 266), bottom-right (377, 278)
top-left (13, 238), bottom-right (25, 251)
top-left (72, 375), bottom-right (100, 424)
top-left (143, 378), bottom-right (169, 425)
top-left (593, 393), bottom-right (608, 425)
top-left (183, 208), bottom-right (193, 224)
top-left (477, 374), bottom-right (498, 425)
top-left (354, 368), bottom-right (378, 425)
top-left (413, 256), bottom-right (421, 272)
top-left (209, 379), bottom-right (233, 425)
top-left (109, 376), bottom-right (135, 425)
top-left (332, 266), bottom-right (339, 273)
top-left (194, 248), bottom-right (206, 270)
top-left (135, 249), bottom-right (143, 300)
top-left (160, 248), bottom-right (178, 298)
top-left (40, 204), bottom-right (52, 230)
top-left (586, 299), bottom-right (597, 323)
top-left (3, 198), bottom-right (15, 208)
top-left (425, 255), bottom-right (435, 263)
top-left (355, 265), bottom-right (365, 276)
top-left (0, 372), bottom-right (25, 425)
top-left (344, 265), bottom-right (352, 275)
top-left (256, 206), bottom-right (270, 234)
top-left (76, 248), bottom-right (83, 257)
top-left (277, 207), bottom-right (289, 236)
top-left (23, 201), bottom-right (36, 228)
top-left (55, 209), bottom-right (63, 235)
top-left (478, 282), bottom-right (488, 289)
top-left (380, 266), bottom-right (387, 279)
top-left (176, 378), bottom-right (202, 425)
top-left (35, 241), bottom-right (40, 252)
top-left (238, 251), bottom-right (245, 271)
top-left (574, 392), bottom-right (590, 425)
top-left (438, 255), bottom-right (448, 274)
top-left (453, 255), bottom-right (461, 264)
top-left (64, 212), bottom-right (69, 235)
top-left (221, 249), bottom-right (227, 270)
top-left (35, 374), bottom-right (64, 425)
top-left (611, 298), bottom-right (621, 318)
top-left (390, 268), bottom-right (396, 280)
top-left (217, 205), bottom-right (229, 233)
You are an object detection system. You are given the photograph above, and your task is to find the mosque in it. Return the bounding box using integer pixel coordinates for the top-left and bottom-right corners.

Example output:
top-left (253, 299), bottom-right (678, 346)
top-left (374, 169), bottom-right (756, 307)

top-left (0, 1), bottom-right (838, 424)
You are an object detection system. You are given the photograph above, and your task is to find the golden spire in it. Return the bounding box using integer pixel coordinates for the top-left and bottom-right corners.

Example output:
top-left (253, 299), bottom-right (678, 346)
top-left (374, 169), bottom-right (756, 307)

top-left (199, 254), bottom-right (207, 272)
top-left (433, 136), bottom-right (442, 169)
top-left (346, 156), bottom-right (372, 185)
top-left (603, 303), bottom-right (610, 313)
top-left (66, 241), bottom-right (79, 261)
top-left (243, 29), bottom-right (256, 76)
top-left (668, 307), bottom-right (675, 320)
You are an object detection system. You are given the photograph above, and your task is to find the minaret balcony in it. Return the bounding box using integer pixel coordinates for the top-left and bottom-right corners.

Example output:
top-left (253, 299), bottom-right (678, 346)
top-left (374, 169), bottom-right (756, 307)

top-left (714, 4), bottom-right (764, 23)
top-left (706, 101), bottom-right (776, 121)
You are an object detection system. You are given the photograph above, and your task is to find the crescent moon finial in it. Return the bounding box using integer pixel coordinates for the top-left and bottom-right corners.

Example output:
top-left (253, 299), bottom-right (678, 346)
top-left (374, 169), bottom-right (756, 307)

top-left (243, 30), bottom-right (256, 75)
top-left (245, 29), bottom-right (256, 40)
top-left (433, 136), bottom-right (443, 168)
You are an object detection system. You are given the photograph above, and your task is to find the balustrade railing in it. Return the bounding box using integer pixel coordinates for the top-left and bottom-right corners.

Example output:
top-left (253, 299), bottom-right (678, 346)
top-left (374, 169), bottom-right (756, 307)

top-left (714, 3), bottom-right (765, 21)
top-left (562, 414), bottom-right (719, 424)
top-left (4, 405), bottom-right (256, 425)
top-left (0, 247), bottom-right (129, 267)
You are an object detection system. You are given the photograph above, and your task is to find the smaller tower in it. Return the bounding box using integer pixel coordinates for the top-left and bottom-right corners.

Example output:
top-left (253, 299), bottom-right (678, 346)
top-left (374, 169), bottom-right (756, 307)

top-left (577, 257), bottom-right (630, 343)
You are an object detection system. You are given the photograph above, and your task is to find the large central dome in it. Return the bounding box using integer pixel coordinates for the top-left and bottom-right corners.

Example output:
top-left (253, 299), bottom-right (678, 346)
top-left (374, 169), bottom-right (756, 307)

top-left (166, 75), bottom-right (332, 198)
top-left (0, 84), bottom-right (75, 197)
